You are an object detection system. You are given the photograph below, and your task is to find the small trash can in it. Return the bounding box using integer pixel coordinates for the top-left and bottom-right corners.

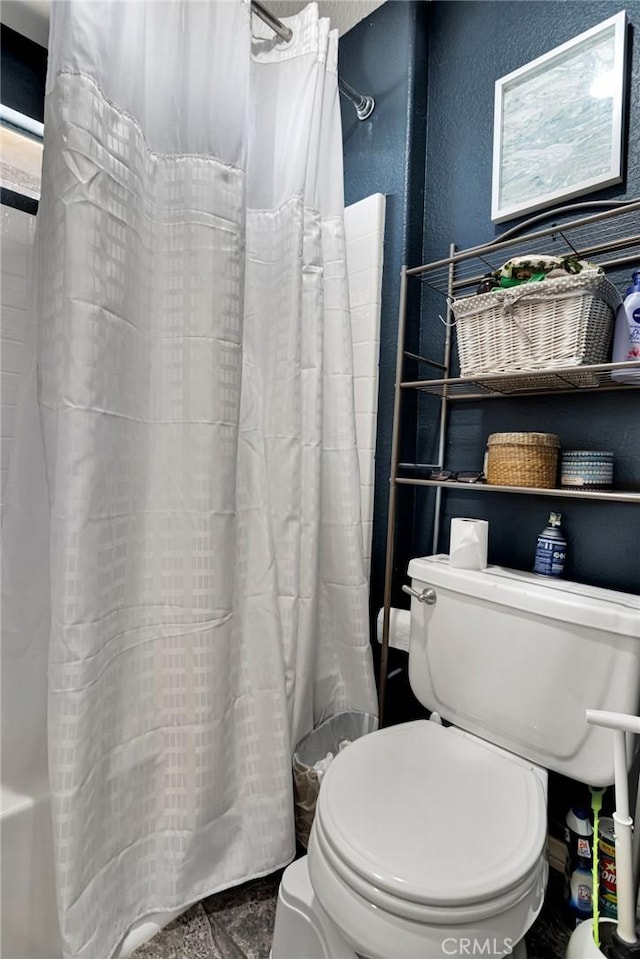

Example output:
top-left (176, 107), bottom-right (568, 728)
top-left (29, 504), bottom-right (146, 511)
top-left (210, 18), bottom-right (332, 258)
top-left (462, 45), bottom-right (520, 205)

top-left (292, 710), bottom-right (378, 849)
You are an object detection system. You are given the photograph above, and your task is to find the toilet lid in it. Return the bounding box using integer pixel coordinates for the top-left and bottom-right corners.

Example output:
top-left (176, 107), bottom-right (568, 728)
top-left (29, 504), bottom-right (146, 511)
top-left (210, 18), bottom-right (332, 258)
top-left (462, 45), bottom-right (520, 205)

top-left (315, 719), bottom-right (547, 908)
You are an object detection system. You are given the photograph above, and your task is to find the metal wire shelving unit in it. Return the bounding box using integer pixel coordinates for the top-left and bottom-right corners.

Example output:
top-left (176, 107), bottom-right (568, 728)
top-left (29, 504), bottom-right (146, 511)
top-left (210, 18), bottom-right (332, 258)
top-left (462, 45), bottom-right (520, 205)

top-left (378, 198), bottom-right (640, 722)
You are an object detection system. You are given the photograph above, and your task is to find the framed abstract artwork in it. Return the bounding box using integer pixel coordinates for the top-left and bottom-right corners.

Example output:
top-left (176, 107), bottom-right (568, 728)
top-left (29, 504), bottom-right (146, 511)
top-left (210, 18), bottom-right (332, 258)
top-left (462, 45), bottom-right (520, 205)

top-left (491, 11), bottom-right (627, 223)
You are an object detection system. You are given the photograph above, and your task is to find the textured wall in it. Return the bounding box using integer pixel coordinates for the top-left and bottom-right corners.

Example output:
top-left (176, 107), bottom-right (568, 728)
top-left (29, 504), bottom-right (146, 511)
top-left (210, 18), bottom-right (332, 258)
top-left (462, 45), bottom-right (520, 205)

top-left (0, 1), bottom-right (49, 49)
top-left (339, 2), bottom-right (640, 725)
top-left (0, 24), bottom-right (47, 121)
top-left (416, 1), bottom-right (640, 597)
top-left (269, 1), bottom-right (386, 37)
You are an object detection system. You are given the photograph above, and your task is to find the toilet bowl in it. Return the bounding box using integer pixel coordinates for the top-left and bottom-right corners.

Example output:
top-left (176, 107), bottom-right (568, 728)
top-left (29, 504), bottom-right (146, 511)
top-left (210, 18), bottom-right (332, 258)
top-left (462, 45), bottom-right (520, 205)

top-left (272, 558), bottom-right (640, 959)
top-left (307, 720), bottom-right (547, 959)
top-left (273, 720), bottom-right (546, 959)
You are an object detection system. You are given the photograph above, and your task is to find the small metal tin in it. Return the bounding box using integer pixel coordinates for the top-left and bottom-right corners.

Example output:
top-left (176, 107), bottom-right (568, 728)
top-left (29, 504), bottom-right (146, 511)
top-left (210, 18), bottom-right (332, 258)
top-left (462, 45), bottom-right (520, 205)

top-left (560, 450), bottom-right (613, 490)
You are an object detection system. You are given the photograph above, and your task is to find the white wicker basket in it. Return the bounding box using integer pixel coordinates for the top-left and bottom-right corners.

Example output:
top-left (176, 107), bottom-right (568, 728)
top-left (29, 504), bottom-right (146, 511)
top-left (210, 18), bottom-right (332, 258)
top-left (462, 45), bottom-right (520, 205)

top-left (451, 270), bottom-right (620, 378)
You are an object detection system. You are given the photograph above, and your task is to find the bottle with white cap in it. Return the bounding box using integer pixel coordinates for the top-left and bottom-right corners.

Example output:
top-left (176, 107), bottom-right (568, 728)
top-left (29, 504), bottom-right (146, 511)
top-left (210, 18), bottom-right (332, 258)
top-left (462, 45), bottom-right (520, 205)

top-left (611, 269), bottom-right (640, 384)
top-left (564, 805), bottom-right (594, 928)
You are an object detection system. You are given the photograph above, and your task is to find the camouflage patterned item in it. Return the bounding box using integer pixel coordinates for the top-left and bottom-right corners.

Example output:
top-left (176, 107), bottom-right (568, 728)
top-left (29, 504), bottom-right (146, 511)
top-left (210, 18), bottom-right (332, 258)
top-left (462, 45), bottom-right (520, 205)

top-left (477, 254), bottom-right (601, 293)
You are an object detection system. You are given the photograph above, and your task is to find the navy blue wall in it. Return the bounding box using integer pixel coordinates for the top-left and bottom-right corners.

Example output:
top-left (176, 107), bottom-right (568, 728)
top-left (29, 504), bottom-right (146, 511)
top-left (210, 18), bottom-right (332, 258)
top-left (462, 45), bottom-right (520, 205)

top-left (0, 24), bottom-right (47, 122)
top-left (341, 2), bottom-right (640, 726)
top-left (416, 2), bottom-right (640, 598)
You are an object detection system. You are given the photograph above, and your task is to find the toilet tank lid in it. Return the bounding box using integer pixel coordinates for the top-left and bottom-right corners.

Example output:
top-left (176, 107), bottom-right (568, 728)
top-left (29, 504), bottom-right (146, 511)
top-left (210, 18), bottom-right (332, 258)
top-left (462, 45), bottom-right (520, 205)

top-left (408, 555), bottom-right (640, 638)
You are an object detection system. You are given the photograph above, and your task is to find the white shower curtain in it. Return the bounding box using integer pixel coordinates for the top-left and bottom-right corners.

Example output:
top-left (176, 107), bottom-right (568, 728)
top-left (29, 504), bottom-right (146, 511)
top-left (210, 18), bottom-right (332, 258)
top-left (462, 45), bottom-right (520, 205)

top-left (1, 2), bottom-right (377, 956)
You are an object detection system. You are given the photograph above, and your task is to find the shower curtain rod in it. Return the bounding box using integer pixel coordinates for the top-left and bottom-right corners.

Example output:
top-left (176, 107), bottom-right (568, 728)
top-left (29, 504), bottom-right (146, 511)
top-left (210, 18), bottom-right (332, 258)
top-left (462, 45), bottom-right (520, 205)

top-left (250, 0), bottom-right (375, 120)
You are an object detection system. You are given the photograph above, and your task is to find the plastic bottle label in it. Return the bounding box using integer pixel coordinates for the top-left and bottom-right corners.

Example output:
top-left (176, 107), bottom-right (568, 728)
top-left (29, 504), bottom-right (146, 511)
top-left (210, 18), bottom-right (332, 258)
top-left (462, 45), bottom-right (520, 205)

top-left (570, 873), bottom-right (592, 911)
top-left (598, 821), bottom-right (617, 918)
top-left (568, 865), bottom-right (593, 919)
top-left (625, 307), bottom-right (640, 356)
top-left (576, 837), bottom-right (591, 858)
top-left (600, 858), bottom-right (616, 897)
top-left (534, 535), bottom-right (565, 576)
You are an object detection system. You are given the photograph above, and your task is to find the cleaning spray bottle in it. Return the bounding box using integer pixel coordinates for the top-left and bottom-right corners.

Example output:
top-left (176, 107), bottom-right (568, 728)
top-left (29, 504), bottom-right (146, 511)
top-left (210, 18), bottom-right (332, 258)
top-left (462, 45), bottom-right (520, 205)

top-left (564, 804), bottom-right (594, 929)
top-left (611, 269), bottom-right (640, 384)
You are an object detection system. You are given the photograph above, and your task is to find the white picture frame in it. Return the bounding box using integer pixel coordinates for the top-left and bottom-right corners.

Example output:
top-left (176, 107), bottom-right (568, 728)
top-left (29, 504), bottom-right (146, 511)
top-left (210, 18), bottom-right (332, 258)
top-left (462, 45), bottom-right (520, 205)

top-left (491, 11), bottom-right (627, 224)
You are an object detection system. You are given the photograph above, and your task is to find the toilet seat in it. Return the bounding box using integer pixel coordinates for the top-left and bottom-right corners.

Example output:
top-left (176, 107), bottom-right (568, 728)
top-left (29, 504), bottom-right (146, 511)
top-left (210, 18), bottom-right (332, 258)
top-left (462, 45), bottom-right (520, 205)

top-left (312, 807), bottom-right (545, 926)
top-left (315, 719), bottom-right (547, 910)
top-left (307, 720), bottom-right (548, 959)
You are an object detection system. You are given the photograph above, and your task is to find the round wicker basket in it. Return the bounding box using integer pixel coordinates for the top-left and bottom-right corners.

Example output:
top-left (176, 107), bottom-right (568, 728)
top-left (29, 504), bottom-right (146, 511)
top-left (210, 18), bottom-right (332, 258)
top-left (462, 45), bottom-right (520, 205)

top-left (486, 432), bottom-right (560, 488)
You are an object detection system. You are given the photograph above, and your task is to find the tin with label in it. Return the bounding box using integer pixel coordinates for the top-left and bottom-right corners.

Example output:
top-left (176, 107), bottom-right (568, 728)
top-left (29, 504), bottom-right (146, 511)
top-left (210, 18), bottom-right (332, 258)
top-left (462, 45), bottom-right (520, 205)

top-left (598, 816), bottom-right (617, 920)
top-left (533, 512), bottom-right (567, 578)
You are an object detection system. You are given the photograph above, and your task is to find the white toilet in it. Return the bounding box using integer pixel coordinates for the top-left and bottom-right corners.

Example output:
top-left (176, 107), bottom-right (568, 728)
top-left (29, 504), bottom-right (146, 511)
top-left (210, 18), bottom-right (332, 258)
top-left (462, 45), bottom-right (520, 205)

top-left (271, 555), bottom-right (640, 959)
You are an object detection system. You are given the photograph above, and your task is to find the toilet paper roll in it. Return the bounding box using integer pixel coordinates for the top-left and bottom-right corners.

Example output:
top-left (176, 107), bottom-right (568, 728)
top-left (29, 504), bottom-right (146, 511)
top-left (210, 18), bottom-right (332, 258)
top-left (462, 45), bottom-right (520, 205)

top-left (376, 607), bottom-right (411, 653)
top-left (449, 517), bottom-right (489, 570)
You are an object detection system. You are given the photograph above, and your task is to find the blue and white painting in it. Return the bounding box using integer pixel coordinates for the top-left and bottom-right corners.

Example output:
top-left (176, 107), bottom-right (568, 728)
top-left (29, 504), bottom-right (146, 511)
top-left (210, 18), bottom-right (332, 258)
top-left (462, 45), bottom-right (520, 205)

top-left (496, 19), bottom-right (623, 219)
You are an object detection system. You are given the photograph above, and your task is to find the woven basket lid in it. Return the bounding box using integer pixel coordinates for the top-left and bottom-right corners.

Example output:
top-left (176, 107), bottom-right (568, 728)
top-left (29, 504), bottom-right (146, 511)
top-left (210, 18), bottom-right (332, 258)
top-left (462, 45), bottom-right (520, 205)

top-left (487, 432), bottom-right (560, 449)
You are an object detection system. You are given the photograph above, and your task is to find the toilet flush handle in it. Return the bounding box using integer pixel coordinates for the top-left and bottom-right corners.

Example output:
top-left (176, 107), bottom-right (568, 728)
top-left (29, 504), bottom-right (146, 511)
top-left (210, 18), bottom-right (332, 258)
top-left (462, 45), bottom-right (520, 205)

top-left (402, 585), bottom-right (437, 605)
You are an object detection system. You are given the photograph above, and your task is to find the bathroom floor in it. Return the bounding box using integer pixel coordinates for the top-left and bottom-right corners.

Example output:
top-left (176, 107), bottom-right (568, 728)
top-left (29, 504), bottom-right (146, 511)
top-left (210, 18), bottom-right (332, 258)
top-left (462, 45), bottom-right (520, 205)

top-left (130, 869), bottom-right (283, 959)
top-left (132, 865), bottom-right (571, 959)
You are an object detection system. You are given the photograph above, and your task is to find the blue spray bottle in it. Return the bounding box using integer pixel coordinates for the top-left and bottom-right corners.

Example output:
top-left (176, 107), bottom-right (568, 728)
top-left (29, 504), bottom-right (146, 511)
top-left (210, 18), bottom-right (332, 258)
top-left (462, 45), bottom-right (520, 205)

top-left (533, 511), bottom-right (567, 577)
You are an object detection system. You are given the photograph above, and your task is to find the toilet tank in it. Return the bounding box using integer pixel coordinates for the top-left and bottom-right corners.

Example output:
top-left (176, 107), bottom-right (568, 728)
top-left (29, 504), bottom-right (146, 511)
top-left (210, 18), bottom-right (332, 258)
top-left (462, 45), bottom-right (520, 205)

top-left (407, 555), bottom-right (640, 786)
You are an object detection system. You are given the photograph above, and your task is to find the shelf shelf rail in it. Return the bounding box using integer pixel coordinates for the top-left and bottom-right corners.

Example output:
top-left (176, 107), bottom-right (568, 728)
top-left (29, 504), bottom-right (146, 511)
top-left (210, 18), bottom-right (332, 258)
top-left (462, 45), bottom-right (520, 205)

top-left (377, 197), bottom-right (640, 726)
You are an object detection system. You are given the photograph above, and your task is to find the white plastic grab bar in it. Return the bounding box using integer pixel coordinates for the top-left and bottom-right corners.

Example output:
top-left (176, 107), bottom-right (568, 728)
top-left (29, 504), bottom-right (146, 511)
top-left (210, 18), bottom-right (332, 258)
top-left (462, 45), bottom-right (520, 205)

top-left (586, 709), bottom-right (640, 736)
